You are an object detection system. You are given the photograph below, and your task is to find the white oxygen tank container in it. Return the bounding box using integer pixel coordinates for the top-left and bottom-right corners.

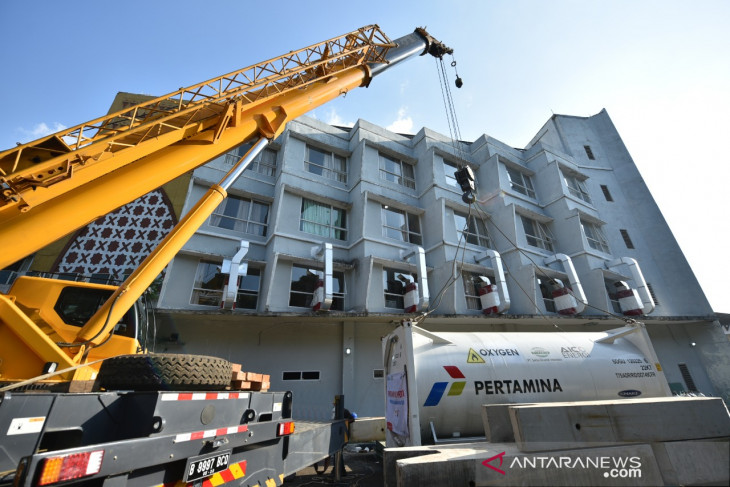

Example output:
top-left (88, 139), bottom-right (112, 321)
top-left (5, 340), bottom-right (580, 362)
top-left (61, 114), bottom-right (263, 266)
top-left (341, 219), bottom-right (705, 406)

top-left (384, 324), bottom-right (670, 445)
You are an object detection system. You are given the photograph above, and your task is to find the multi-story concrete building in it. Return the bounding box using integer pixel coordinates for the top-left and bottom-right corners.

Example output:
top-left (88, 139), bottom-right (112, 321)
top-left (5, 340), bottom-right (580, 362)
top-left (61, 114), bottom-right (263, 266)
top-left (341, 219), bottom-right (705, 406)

top-left (155, 110), bottom-right (728, 420)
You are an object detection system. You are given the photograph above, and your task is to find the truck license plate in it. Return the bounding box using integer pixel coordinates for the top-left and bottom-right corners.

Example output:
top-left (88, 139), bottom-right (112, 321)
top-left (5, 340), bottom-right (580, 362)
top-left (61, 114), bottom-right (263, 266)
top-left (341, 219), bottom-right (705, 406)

top-left (183, 450), bottom-right (232, 482)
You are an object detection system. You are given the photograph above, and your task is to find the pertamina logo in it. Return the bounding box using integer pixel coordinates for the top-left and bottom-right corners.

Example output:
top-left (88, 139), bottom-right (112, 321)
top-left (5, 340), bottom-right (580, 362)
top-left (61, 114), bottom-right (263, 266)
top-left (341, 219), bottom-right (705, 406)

top-left (423, 366), bottom-right (466, 406)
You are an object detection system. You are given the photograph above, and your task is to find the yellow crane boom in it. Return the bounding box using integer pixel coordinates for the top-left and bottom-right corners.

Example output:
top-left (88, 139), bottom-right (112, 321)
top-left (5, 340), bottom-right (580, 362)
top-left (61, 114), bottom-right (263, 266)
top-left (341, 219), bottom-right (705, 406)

top-left (0, 25), bottom-right (451, 385)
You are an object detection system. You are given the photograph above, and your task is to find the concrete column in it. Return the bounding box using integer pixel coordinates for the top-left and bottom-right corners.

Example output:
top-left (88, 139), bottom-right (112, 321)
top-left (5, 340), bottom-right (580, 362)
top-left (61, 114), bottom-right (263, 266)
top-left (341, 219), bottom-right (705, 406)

top-left (342, 321), bottom-right (355, 408)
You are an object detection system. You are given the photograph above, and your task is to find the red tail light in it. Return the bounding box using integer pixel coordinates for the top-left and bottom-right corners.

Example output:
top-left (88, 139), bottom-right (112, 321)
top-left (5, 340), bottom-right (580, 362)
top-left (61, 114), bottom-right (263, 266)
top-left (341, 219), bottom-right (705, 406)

top-left (38, 450), bottom-right (104, 485)
top-left (277, 421), bottom-right (295, 436)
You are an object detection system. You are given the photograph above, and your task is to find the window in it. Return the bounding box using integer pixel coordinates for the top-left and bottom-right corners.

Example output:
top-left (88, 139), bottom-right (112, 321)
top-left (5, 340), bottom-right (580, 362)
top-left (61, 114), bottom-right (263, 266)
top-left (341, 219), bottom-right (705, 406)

top-left (605, 281), bottom-right (623, 314)
top-left (646, 282), bottom-right (659, 306)
top-left (210, 195), bottom-right (269, 236)
top-left (443, 159), bottom-right (458, 188)
top-left (191, 260), bottom-right (261, 309)
top-left (678, 363), bottom-right (698, 392)
top-left (289, 264), bottom-right (345, 310)
top-left (462, 271), bottom-right (484, 310)
top-left (563, 172), bottom-right (591, 203)
top-left (191, 260), bottom-right (224, 306)
top-left (520, 216), bottom-right (554, 252)
top-left (373, 369), bottom-right (384, 379)
top-left (225, 145), bottom-right (277, 177)
top-left (305, 145), bottom-right (347, 183)
top-left (581, 220), bottom-right (610, 253)
top-left (300, 199), bottom-right (347, 241)
top-left (235, 269), bottom-right (262, 310)
top-left (584, 145), bottom-right (595, 160)
top-left (54, 287), bottom-right (135, 337)
top-left (383, 268), bottom-right (416, 309)
top-left (454, 211), bottom-right (492, 248)
top-left (538, 278), bottom-right (557, 313)
top-left (506, 166), bottom-right (536, 198)
top-left (600, 185), bottom-right (614, 202)
top-left (283, 371), bottom-right (320, 381)
top-left (620, 229), bottom-right (635, 249)
top-left (382, 206), bottom-right (422, 244)
top-left (379, 153), bottom-right (415, 189)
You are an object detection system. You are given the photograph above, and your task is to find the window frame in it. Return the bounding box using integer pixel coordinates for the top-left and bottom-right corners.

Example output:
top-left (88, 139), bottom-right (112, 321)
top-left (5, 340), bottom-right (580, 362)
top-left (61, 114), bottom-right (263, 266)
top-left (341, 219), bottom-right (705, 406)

top-left (462, 271), bottom-right (484, 310)
top-left (305, 145), bottom-right (348, 183)
top-left (381, 205), bottom-right (422, 245)
top-left (209, 194), bottom-right (269, 237)
top-left (520, 215), bottom-right (555, 252)
top-left (538, 278), bottom-right (557, 313)
top-left (379, 153), bottom-right (416, 190)
top-left (581, 220), bottom-right (610, 253)
top-left (443, 159), bottom-right (459, 188)
top-left (563, 172), bottom-right (592, 203)
top-left (605, 280), bottom-right (623, 314)
top-left (584, 145), bottom-right (596, 160)
top-left (620, 229), bottom-right (635, 249)
top-left (282, 371), bottom-right (321, 381)
top-left (225, 146), bottom-right (277, 177)
top-left (289, 264), bottom-right (346, 310)
top-left (454, 211), bottom-right (492, 248)
top-left (382, 267), bottom-right (416, 309)
top-left (506, 166), bottom-right (536, 199)
top-left (190, 260), bottom-right (261, 309)
top-left (299, 198), bottom-right (348, 241)
top-left (600, 184), bottom-right (614, 202)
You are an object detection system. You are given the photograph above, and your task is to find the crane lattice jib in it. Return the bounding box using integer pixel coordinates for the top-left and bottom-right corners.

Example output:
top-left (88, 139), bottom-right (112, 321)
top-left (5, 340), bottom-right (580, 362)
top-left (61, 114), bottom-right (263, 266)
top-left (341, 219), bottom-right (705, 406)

top-left (0, 25), bottom-right (394, 209)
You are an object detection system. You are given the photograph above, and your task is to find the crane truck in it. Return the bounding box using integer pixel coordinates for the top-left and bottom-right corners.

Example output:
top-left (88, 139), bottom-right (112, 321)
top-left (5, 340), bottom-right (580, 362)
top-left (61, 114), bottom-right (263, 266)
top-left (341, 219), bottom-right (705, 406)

top-left (0, 25), bottom-right (453, 486)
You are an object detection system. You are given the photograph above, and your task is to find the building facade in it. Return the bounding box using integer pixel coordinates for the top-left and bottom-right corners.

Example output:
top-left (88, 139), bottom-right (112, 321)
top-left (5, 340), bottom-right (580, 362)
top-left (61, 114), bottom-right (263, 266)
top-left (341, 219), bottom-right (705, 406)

top-left (155, 110), bottom-right (728, 419)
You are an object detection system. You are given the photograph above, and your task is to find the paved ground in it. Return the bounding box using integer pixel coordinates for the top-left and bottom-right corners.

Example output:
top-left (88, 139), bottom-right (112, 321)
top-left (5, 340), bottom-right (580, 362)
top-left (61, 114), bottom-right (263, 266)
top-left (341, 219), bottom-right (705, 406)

top-left (284, 450), bottom-right (384, 487)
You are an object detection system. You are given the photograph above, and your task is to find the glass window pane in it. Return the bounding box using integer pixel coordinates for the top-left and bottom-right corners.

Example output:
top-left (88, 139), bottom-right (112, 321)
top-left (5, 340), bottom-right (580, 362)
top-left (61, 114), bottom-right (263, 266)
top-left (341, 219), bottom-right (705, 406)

top-left (402, 163), bottom-right (414, 180)
top-left (235, 293), bottom-right (257, 309)
top-left (407, 213), bottom-right (420, 235)
top-left (307, 146), bottom-right (326, 166)
top-left (383, 208), bottom-right (406, 229)
top-left (454, 212), bottom-right (467, 236)
top-left (444, 161), bottom-right (458, 187)
top-left (380, 154), bottom-right (399, 175)
top-left (333, 207), bottom-right (346, 228)
top-left (239, 268), bottom-right (260, 291)
top-left (521, 216), bottom-right (535, 236)
top-left (249, 202), bottom-right (267, 224)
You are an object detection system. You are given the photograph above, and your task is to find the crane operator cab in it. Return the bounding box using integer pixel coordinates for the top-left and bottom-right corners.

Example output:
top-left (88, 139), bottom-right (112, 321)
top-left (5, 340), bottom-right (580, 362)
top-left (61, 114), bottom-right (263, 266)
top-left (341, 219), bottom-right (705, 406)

top-left (1, 276), bottom-right (149, 388)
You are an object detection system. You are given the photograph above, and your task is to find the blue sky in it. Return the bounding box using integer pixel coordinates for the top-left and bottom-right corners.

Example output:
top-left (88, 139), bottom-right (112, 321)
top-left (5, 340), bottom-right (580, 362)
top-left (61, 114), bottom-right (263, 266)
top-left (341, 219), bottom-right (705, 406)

top-left (1, 1), bottom-right (728, 312)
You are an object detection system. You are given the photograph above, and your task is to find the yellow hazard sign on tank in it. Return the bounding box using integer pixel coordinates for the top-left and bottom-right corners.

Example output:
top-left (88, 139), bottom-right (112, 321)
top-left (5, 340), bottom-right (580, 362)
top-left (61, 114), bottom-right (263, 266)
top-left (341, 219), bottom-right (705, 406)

top-left (467, 348), bottom-right (485, 363)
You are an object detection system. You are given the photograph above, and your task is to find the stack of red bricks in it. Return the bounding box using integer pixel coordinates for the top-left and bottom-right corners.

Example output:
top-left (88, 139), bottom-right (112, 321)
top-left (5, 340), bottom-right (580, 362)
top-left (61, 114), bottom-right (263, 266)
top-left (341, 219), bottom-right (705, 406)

top-left (230, 363), bottom-right (271, 391)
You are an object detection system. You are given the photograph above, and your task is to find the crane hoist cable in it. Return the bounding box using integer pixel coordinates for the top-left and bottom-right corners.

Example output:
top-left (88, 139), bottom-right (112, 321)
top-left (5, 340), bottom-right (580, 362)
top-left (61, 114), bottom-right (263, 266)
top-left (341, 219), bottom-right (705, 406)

top-left (414, 55), bottom-right (471, 324)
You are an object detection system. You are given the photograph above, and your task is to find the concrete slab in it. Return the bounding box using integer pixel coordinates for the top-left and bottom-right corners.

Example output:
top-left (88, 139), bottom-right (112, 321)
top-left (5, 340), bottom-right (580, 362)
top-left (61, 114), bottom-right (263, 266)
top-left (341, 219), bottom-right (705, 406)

top-left (651, 439), bottom-right (730, 486)
top-left (386, 441), bottom-right (665, 486)
top-left (383, 446), bottom-right (440, 487)
top-left (482, 404), bottom-right (519, 443)
top-left (509, 397), bottom-right (730, 452)
top-left (474, 443), bottom-right (664, 486)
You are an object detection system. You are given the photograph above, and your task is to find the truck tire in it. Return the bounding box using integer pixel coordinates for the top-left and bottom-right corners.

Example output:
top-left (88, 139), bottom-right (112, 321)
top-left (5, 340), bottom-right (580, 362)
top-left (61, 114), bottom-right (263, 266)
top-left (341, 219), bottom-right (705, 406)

top-left (98, 353), bottom-right (232, 391)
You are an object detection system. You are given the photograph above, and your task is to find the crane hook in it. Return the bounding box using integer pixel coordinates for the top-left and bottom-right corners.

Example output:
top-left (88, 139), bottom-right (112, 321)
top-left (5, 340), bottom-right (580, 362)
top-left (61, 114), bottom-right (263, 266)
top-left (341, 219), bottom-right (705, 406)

top-left (451, 60), bottom-right (463, 88)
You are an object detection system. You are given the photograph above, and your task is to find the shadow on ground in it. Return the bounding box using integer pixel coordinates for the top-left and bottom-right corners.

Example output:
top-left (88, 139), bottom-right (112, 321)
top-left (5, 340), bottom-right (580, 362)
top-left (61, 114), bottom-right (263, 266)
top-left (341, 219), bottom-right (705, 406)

top-left (284, 450), bottom-right (384, 487)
